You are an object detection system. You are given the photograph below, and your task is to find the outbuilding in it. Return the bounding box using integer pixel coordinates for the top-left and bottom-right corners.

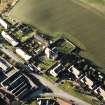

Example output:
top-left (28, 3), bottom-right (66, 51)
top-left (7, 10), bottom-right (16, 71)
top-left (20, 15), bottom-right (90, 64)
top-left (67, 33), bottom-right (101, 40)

top-left (1, 31), bottom-right (19, 47)
top-left (68, 65), bottom-right (80, 79)
top-left (16, 48), bottom-right (32, 61)
top-left (0, 57), bottom-right (12, 72)
top-left (81, 76), bottom-right (94, 89)
top-left (94, 87), bottom-right (105, 100)
top-left (0, 17), bottom-right (8, 29)
top-left (50, 63), bottom-right (62, 77)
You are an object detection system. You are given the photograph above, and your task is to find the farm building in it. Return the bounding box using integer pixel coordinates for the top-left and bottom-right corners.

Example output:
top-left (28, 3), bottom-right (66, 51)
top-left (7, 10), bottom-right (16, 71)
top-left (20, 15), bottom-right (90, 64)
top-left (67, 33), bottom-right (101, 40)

top-left (45, 47), bottom-right (58, 60)
top-left (16, 48), bottom-right (32, 61)
top-left (98, 87), bottom-right (105, 100)
top-left (0, 64), bottom-right (39, 100)
top-left (0, 57), bottom-right (12, 72)
top-left (0, 17), bottom-right (8, 29)
top-left (69, 65), bottom-right (80, 79)
top-left (95, 87), bottom-right (105, 100)
top-left (1, 31), bottom-right (19, 47)
top-left (50, 63), bottom-right (63, 77)
top-left (1, 70), bottom-right (37, 99)
top-left (45, 47), bottom-right (51, 59)
top-left (81, 76), bottom-right (94, 89)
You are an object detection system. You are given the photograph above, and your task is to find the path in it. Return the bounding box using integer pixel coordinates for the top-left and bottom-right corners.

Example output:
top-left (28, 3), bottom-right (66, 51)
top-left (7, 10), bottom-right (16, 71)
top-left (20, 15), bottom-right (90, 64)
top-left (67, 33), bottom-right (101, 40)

top-left (32, 74), bottom-right (91, 105)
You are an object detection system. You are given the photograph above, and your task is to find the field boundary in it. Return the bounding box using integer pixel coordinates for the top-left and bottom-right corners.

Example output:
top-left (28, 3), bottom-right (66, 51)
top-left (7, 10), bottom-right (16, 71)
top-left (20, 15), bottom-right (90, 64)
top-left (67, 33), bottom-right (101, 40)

top-left (72, 0), bottom-right (105, 19)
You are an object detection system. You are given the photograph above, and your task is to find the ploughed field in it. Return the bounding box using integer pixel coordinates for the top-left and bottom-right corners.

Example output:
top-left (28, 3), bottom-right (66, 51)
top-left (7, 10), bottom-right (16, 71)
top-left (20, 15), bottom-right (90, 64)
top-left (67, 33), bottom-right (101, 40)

top-left (9, 0), bottom-right (105, 73)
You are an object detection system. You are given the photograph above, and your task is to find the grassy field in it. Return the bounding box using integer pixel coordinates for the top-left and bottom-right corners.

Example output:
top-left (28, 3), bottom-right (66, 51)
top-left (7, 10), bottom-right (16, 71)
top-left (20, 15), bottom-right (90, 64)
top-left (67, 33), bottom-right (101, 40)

top-left (85, 0), bottom-right (105, 4)
top-left (79, 0), bottom-right (105, 15)
top-left (9, 0), bottom-right (105, 73)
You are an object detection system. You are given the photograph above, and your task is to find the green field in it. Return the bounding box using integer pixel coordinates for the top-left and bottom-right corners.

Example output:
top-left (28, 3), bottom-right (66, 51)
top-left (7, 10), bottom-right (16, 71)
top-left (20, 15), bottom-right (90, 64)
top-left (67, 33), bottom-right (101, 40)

top-left (38, 58), bottom-right (56, 71)
top-left (9, 0), bottom-right (105, 73)
top-left (85, 0), bottom-right (105, 4)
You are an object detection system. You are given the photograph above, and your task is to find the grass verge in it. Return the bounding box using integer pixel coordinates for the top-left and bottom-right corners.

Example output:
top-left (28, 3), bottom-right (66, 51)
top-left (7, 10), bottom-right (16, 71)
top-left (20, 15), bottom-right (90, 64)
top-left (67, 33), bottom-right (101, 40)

top-left (59, 81), bottom-right (99, 105)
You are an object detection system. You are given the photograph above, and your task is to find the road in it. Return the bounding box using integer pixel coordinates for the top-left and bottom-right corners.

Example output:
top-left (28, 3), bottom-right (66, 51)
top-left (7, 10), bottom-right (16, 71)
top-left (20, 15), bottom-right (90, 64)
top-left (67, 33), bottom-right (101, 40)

top-left (0, 46), bottom-right (90, 105)
top-left (31, 74), bottom-right (91, 105)
top-left (0, 46), bottom-right (24, 63)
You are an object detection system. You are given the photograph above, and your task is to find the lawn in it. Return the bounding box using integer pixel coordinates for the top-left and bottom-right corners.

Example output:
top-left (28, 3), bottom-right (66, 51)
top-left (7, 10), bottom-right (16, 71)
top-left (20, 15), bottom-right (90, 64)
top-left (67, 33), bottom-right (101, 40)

top-left (56, 39), bottom-right (76, 54)
top-left (43, 75), bottom-right (99, 105)
top-left (9, 0), bottom-right (105, 73)
top-left (38, 57), bottom-right (57, 71)
top-left (43, 74), bottom-right (57, 83)
top-left (59, 81), bottom-right (99, 105)
top-left (15, 31), bottom-right (36, 42)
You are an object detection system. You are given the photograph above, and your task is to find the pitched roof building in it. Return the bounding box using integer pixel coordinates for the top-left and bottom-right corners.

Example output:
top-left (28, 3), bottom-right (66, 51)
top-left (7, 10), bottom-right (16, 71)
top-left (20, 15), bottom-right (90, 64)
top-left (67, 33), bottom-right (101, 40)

top-left (16, 48), bottom-right (32, 61)
top-left (0, 57), bottom-right (12, 72)
top-left (0, 17), bottom-right (8, 29)
top-left (1, 31), bottom-right (19, 47)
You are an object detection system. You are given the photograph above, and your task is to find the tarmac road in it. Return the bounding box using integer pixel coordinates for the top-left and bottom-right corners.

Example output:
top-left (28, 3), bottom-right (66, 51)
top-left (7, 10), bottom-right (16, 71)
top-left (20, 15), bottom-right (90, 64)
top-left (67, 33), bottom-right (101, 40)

top-left (0, 46), bottom-right (24, 63)
top-left (31, 74), bottom-right (91, 105)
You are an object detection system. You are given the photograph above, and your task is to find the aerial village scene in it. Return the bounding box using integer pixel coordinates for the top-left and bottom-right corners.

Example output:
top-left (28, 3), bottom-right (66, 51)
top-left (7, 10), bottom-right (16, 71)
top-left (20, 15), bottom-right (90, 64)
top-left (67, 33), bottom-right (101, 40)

top-left (0, 0), bottom-right (105, 105)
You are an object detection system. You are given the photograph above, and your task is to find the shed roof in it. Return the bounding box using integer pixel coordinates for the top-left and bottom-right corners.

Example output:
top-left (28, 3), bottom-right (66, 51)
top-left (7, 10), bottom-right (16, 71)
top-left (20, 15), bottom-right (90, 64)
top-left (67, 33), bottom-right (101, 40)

top-left (16, 48), bottom-right (32, 61)
top-left (1, 31), bottom-right (19, 47)
top-left (71, 66), bottom-right (80, 78)
top-left (0, 17), bottom-right (8, 29)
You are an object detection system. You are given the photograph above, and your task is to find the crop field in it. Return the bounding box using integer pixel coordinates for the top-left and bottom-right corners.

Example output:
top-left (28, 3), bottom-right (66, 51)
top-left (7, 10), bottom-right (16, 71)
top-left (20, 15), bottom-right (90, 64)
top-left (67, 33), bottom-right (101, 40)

top-left (85, 0), bottom-right (105, 4)
top-left (9, 0), bottom-right (105, 73)
top-left (79, 0), bottom-right (105, 14)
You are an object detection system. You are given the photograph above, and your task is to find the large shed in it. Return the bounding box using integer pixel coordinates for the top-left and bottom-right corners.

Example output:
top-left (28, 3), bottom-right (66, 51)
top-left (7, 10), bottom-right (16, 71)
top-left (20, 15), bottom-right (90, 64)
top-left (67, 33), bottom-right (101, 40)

top-left (16, 48), bottom-right (32, 61)
top-left (1, 31), bottom-right (19, 47)
top-left (0, 17), bottom-right (8, 29)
